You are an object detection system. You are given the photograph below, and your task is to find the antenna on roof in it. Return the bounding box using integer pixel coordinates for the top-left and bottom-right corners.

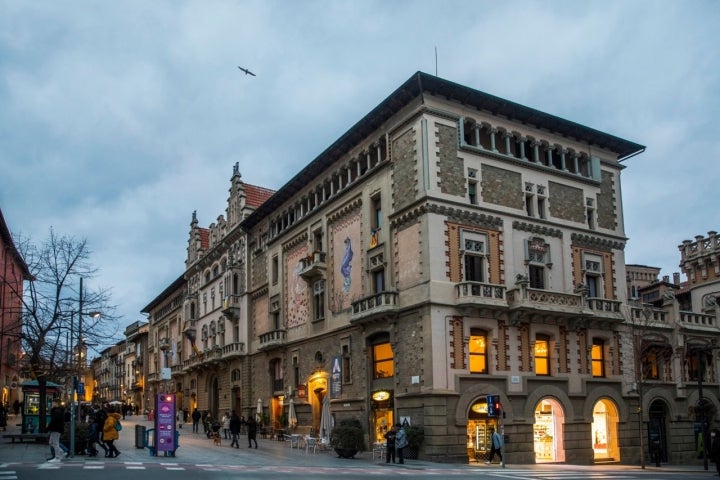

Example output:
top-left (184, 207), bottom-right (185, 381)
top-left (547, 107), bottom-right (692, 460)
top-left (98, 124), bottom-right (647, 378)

top-left (435, 46), bottom-right (438, 76)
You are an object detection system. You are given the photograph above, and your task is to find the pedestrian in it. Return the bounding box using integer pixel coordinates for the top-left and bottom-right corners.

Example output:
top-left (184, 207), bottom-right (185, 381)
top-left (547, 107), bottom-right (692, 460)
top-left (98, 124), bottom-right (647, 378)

top-left (246, 416), bottom-right (258, 448)
top-left (94, 405), bottom-right (109, 455)
top-left (395, 423), bottom-right (408, 464)
top-left (13, 400), bottom-right (20, 416)
top-left (203, 410), bottom-right (211, 435)
top-left (102, 407), bottom-right (122, 458)
top-left (86, 414), bottom-right (107, 457)
top-left (485, 427), bottom-right (503, 464)
top-left (384, 424), bottom-right (397, 464)
top-left (710, 429), bottom-right (720, 477)
top-left (229, 411), bottom-right (241, 448)
top-left (222, 411), bottom-right (231, 439)
top-left (0, 403), bottom-right (7, 431)
top-left (240, 415), bottom-right (246, 434)
top-left (47, 399), bottom-right (66, 463)
top-left (191, 408), bottom-right (201, 433)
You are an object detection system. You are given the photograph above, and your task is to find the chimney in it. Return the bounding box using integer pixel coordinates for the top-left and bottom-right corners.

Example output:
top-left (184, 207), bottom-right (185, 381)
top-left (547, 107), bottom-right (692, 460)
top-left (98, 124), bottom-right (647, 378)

top-left (673, 272), bottom-right (680, 285)
top-left (662, 275), bottom-right (670, 283)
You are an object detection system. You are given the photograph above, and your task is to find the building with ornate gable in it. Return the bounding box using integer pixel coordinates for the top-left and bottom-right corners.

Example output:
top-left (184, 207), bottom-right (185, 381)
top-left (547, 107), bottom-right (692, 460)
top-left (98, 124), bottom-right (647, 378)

top-left (136, 73), bottom-right (720, 465)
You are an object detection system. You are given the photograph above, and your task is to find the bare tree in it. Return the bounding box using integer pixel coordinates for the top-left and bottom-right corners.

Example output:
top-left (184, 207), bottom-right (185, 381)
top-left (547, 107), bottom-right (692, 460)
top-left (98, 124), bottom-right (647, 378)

top-left (4, 228), bottom-right (120, 432)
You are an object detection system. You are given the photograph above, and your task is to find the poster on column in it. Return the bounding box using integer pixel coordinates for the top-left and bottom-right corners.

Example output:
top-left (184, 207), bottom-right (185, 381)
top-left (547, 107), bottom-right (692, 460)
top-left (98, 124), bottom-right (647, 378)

top-left (155, 394), bottom-right (176, 453)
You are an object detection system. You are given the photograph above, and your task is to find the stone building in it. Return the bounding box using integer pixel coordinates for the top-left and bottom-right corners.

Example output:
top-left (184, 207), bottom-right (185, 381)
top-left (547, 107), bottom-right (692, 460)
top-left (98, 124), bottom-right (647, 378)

top-left (137, 72), bottom-right (720, 465)
top-left (0, 208), bottom-right (31, 409)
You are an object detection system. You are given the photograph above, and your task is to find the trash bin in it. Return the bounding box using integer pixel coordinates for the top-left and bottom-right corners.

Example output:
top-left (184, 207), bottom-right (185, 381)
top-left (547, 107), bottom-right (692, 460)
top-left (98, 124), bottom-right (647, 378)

top-left (135, 424), bottom-right (146, 449)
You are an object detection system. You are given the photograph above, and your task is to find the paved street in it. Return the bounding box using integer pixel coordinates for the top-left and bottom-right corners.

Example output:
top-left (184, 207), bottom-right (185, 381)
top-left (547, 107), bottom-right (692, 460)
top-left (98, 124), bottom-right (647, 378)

top-left (1, 414), bottom-right (718, 480)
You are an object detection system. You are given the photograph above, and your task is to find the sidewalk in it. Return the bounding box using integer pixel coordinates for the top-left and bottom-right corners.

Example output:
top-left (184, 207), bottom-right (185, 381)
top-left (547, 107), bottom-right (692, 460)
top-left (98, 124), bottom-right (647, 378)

top-left (0, 413), bottom-right (710, 474)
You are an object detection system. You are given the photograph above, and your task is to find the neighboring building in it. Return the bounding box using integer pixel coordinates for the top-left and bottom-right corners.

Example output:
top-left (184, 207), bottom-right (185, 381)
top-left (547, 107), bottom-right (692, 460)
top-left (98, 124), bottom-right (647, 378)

top-left (123, 320), bottom-right (148, 412)
top-left (0, 208), bottom-right (32, 408)
top-left (140, 72), bottom-right (718, 465)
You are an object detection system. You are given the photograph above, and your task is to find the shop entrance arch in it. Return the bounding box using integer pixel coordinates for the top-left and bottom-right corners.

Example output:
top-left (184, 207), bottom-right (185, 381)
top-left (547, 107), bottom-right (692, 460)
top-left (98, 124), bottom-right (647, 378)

top-left (591, 398), bottom-right (620, 461)
top-left (533, 398), bottom-right (565, 463)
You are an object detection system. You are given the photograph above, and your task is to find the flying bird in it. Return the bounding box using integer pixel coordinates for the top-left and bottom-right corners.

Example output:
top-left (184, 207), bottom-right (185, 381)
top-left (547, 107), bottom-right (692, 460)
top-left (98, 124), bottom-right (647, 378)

top-left (238, 66), bottom-right (256, 76)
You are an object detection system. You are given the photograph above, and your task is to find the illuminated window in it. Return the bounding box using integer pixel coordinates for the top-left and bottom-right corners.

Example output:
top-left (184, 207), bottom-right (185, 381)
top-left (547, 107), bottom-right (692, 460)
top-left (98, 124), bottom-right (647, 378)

top-left (373, 342), bottom-right (394, 379)
top-left (469, 330), bottom-right (487, 373)
top-left (535, 336), bottom-right (550, 375)
top-left (591, 339), bottom-right (605, 377)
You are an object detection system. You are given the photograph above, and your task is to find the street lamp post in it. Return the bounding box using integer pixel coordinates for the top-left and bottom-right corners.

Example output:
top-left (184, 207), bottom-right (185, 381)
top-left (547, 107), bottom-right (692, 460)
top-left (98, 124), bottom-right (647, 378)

top-left (69, 278), bottom-right (100, 458)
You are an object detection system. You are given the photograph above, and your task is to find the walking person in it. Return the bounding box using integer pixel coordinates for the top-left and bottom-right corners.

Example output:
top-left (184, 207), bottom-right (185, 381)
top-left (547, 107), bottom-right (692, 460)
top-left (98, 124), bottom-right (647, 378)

top-left (103, 407), bottom-right (122, 458)
top-left (395, 423), bottom-right (408, 464)
top-left (246, 416), bottom-right (258, 448)
top-left (191, 408), bottom-right (201, 433)
top-left (485, 427), bottom-right (503, 464)
top-left (222, 411), bottom-right (230, 439)
top-left (384, 424), bottom-right (397, 464)
top-left (229, 411), bottom-right (241, 448)
top-left (86, 414), bottom-right (107, 457)
top-left (47, 399), bottom-right (66, 463)
top-left (710, 429), bottom-right (720, 477)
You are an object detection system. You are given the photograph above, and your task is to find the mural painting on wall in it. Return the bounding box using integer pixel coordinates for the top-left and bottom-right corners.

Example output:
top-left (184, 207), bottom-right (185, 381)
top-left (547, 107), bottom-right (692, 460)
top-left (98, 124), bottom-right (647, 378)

top-left (331, 210), bottom-right (362, 311)
top-left (286, 244), bottom-right (309, 328)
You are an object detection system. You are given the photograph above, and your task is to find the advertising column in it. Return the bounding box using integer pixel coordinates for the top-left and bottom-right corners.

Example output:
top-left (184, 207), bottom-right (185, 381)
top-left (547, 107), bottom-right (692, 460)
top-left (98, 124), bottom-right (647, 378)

top-left (155, 393), bottom-right (176, 455)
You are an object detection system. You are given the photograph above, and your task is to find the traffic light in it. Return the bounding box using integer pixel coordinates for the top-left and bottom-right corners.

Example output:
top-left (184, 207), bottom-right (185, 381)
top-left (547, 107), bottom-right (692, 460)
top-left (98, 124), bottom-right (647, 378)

top-left (487, 395), bottom-right (498, 417)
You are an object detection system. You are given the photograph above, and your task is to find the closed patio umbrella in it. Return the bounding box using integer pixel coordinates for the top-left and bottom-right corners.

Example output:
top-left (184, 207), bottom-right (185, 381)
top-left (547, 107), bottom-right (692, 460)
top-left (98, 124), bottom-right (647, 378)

top-left (288, 398), bottom-right (297, 429)
top-left (320, 394), bottom-right (332, 443)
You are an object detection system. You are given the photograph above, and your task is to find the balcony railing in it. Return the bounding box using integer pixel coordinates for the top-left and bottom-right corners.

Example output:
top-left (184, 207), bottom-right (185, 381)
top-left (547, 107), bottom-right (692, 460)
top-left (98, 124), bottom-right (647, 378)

top-left (222, 295), bottom-right (242, 319)
top-left (350, 291), bottom-right (399, 324)
top-left (298, 251), bottom-right (327, 280)
top-left (259, 329), bottom-right (287, 351)
top-left (455, 281), bottom-right (507, 311)
top-left (222, 342), bottom-right (246, 359)
top-left (679, 311), bottom-right (717, 330)
top-left (585, 297), bottom-right (624, 321)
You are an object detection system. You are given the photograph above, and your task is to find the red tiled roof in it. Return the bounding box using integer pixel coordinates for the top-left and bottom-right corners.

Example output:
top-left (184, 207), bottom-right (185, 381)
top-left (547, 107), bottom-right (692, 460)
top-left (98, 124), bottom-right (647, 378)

top-left (198, 228), bottom-right (210, 250)
top-left (245, 184), bottom-right (275, 209)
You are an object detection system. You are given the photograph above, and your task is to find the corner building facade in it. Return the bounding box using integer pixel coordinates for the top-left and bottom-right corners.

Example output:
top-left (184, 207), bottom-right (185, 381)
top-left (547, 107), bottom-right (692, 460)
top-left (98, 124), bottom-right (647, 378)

top-left (237, 72), bottom-right (645, 465)
top-left (156, 72), bottom-right (661, 464)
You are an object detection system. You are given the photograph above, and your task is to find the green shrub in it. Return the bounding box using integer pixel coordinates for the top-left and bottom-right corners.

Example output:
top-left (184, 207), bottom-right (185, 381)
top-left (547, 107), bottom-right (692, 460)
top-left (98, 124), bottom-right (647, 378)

top-left (330, 418), bottom-right (365, 451)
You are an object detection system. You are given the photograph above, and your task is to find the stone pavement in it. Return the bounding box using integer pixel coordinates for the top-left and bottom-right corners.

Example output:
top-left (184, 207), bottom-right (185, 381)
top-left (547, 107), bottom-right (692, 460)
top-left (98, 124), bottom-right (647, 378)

top-left (0, 412), bottom-right (709, 475)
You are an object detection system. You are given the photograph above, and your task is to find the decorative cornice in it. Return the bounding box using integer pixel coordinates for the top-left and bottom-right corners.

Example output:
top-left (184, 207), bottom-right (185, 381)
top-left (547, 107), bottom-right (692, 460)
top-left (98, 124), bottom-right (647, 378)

top-left (571, 233), bottom-right (625, 251)
top-left (250, 286), bottom-right (269, 300)
top-left (282, 232), bottom-right (308, 252)
top-left (327, 196), bottom-right (363, 224)
top-left (512, 221), bottom-right (563, 239)
top-left (391, 202), bottom-right (503, 231)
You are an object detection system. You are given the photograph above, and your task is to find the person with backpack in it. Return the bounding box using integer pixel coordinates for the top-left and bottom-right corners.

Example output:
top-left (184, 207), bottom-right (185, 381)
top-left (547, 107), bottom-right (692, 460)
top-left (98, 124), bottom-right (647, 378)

top-left (102, 407), bottom-right (122, 458)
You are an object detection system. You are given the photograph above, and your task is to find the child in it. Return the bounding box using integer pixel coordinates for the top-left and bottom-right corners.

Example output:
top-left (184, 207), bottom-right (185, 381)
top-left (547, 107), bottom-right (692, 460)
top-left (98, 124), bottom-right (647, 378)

top-left (86, 415), bottom-right (107, 457)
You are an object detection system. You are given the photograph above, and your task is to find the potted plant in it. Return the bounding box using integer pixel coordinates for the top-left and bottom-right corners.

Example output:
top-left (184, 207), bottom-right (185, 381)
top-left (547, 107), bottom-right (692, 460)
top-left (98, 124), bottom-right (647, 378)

top-left (330, 418), bottom-right (364, 459)
top-left (404, 424), bottom-right (424, 459)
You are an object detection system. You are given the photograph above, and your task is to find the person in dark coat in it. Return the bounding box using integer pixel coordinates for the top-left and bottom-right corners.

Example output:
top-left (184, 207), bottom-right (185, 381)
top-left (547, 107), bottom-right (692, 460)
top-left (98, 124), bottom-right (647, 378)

top-left (229, 412), bottom-right (241, 448)
top-left (384, 424), bottom-right (397, 463)
top-left (191, 408), bottom-right (201, 433)
top-left (246, 416), bottom-right (258, 448)
top-left (710, 429), bottom-right (720, 477)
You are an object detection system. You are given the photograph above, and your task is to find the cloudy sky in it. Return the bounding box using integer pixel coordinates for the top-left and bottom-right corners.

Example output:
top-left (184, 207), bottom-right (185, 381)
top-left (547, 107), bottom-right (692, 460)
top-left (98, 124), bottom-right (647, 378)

top-left (1, 1), bottom-right (718, 342)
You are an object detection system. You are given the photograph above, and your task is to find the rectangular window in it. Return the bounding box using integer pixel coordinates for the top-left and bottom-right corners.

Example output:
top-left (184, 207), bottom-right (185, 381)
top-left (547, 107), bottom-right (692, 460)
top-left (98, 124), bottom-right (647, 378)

top-left (468, 181), bottom-right (478, 205)
top-left (373, 342), bottom-right (394, 379)
top-left (535, 336), bottom-right (550, 375)
top-left (529, 265), bottom-right (545, 289)
top-left (372, 195), bottom-right (382, 230)
top-left (537, 197), bottom-right (546, 219)
top-left (272, 255), bottom-right (279, 285)
top-left (469, 330), bottom-right (488, 374)
top-left (313, 229), bottom-right (323, 252)
top-left (462, 231), bottom-right (487, 283)
top-left (272, 311), bottom-right (280, 330)
top-left (525, 194), bottom-right (534, 217)
top-left (643, 352), bottom-right (659, 380)
top-left (591, 340), bottom-right (605, 377)
top-left (373, 269), bottom-right (385, 293)
top-left (342, 344), bottom-right (351, 384)
top-left (313, 279), bottom-right (325, 321)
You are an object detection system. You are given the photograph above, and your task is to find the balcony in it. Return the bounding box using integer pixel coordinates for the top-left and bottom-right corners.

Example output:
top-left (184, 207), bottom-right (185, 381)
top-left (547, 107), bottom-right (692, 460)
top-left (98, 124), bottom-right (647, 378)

top-left (298, 251), bottom-right (327, 280)
top-left (221, 342), bottom-right (246, 360)
top-left (259, 329), bottom-right (287, 351)
top-left (159, 337), bottom-right (170, 351)
top-left (182, 354), bottom-right (203, 372)
top-left (455, 281), bottom-right (507, 314)
top-left (679, 311), bottom-right (718, 332)
top-left (350, 291), bottom-right (399, 325)
top-left (585, 297), bottom-right (624, 322)
top-left (171, 364), bottom-right (184, 377)
top-left (222, 295), bottom-right (242, 319)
